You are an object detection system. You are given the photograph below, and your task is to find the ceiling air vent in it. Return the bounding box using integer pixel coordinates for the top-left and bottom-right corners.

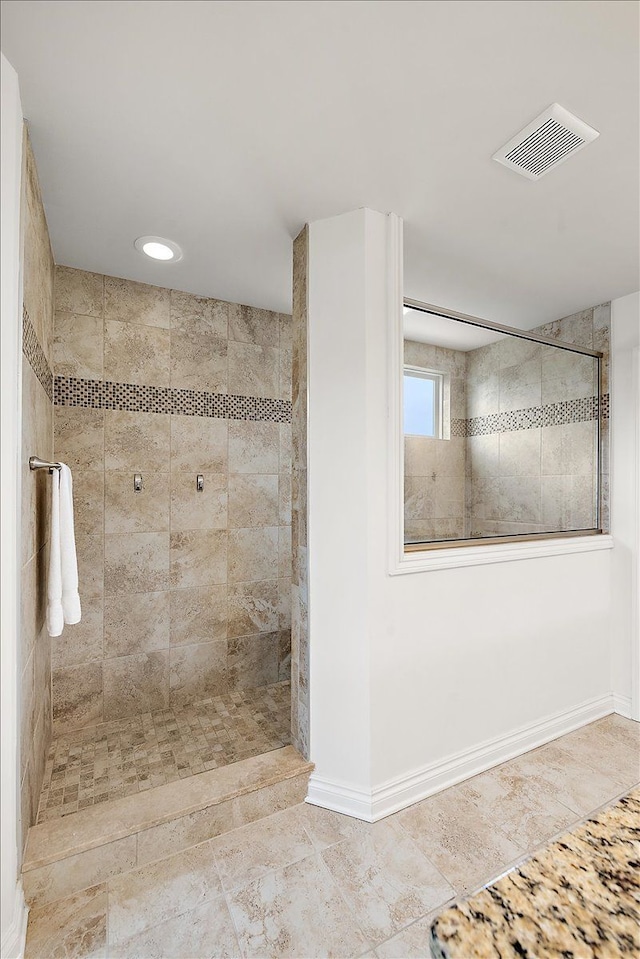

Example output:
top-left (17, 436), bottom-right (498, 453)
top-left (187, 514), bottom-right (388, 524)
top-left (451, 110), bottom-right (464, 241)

top-left (493, 103), bottom-right (599, 180)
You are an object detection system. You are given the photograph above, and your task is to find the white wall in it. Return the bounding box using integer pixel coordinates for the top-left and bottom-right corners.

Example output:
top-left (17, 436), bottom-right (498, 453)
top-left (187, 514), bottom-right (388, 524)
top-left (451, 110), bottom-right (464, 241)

top-left (610, 291), bottom-right (640, 719)
top-left (0, 53), bottom-right (27, 958)
top-left (307, 208), bottom-right (620, 822)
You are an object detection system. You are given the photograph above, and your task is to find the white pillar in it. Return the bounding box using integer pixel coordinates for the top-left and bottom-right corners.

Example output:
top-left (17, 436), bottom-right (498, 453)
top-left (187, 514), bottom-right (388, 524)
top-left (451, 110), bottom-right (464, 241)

top-left (0, 52), bottom-right (28, 959)
top-left (306, 208), bottom-right (400, 818)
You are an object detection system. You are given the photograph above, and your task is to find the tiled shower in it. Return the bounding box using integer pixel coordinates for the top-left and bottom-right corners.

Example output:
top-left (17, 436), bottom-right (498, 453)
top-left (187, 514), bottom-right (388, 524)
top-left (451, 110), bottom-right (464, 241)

top-left (404, 308), bottom-right (610, 545)
top-left (19, 132), bottom-right (303, 838)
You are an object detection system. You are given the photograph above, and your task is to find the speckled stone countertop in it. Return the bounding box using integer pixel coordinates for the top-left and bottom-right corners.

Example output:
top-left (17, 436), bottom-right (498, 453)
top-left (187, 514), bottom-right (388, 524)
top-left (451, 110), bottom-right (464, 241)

top-left (430, 788), bottom-right (640, 959)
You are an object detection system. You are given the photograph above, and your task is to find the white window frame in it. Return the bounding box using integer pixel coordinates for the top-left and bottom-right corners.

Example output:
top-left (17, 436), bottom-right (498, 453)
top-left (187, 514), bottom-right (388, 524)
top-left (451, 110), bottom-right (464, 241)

top-left (403, 366), bottom-right (444, 439)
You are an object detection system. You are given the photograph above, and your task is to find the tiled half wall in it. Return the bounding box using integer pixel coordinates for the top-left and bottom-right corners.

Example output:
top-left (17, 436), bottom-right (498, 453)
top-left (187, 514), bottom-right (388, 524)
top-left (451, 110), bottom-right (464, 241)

top-left (50, 267), bottom-right (293, 734)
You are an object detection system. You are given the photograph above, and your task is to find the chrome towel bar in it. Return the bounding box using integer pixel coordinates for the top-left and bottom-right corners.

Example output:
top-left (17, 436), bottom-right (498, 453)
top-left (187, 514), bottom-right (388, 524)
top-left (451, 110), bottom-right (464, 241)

top-left (29, 456), bottom-right (62, 473)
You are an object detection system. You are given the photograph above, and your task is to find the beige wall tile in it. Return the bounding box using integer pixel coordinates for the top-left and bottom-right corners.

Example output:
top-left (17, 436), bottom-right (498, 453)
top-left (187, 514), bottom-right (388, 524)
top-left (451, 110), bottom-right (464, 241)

top-left (51, 613), bottom-right (103, 668)
top-left (279, 424), bottom-right (292, 473)
top-left (53, 312), bottom-right (103, 379)
top-left (541, 350), bottom-right (596, 406)
top-left (104, 591), bottom-right (170, 658)
top-left (104, 532), bottom-right (170, 594)
top-left (278, 474), bottom-right (292, 525)
top-left (170, 585), bottom-right (227, 645)
top-left (228, 633), bottom-right (279, 688)
top-left (542, 422), bottom-right (596, 477)
top-left (72, 470), bottom-right (104, 539)
top-left (499, 358), bottom-right (541, 412)
top-left (104, 276), bottom-right (170, 328)
top-left (277, 579), bottom-right (291, 631)
top-left (170, 472), bottom-right (227, 531)
top-left (170, 529), bottom-right (227, 588)
top-left (229, 304), bottom-right (279, 347)
top-left (228, 527), bottom-right (279, 583)
top-left (170, 329), bottom-right (227, 392)
top-left (229, 421), bottom-right (279, 473)
top-left (170, 289), bottom-right (228, 337)
top-left (279, 347), bottom-right (292, 401)
top-left (55, 407), bottom-right (104, 470)
top-left (278, 526), bottom-right (292, 579)
top-left (52, 662), bottom-right (103, 733)
top-left (489, 477), bottom-right (541, 524)
top-left (169, 641), bottom-right (227, 705)
top-left (104, 319), bottom-right (170, 386)
top-left (23, 835), bottom-right (136, 906)
top-left (103, 650), bottom-right (170, 719)
top-left (499, 428), bottom-right (541, 477)
top-left (228, 581), bottom-right (279, 639)
top-left (228, 342), bottom-right (279, 398)
top-left (170, 415), bottom-right (228, 472)
top-left (278, 313), bottom-right (293, 348)
top-left (105, 471), bottom-right (169, 533)
top-left (228, 474), bottom-right (279, 528)
top-left (104, 411), bottom-right (170, 470)
top-left (55, 266), bottom-right (104, 318)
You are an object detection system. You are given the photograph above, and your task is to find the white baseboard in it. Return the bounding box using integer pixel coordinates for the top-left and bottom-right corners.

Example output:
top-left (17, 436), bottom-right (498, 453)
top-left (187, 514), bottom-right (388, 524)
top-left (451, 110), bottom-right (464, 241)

top-left (613, 693), bottom-right (633, 719)
top-left (0, 881), bottom-right (28, 959)
top-left (306, 693), bottom-right (615, 822)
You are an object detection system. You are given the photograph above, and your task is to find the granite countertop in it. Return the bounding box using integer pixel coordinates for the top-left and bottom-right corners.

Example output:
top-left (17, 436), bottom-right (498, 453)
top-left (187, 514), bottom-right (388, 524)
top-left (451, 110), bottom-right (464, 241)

top-left (430, 788), bottom-right (640, 959)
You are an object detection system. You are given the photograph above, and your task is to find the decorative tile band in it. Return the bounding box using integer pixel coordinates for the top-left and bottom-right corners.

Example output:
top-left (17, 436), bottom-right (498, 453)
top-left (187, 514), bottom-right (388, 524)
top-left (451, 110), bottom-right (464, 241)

top-left (465, 394), bottom-right (609, 437)
top-left (22, 307), bottom-right (53, 401)
top-left (54, 376), bottom-right (292, 423)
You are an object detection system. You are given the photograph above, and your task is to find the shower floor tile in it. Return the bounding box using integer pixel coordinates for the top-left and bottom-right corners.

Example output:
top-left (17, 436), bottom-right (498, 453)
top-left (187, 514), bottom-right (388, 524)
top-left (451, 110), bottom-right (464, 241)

top-left (37, 681), bottom-right (290, 823)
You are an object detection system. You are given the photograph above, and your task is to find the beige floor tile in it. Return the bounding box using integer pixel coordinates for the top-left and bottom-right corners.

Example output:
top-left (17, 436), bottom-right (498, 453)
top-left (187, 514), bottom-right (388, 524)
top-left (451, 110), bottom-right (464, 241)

top-left (456, 761), bottom-right (578, 850)
top-left (396, 786), bottom-right (524, 895)
top-left (210, 803), bottom-right (314, 891)
top-left (227, 853), bottom-right (371, 958)
top-left (25, 883), bottom-right (107, 959)
top-left (108, 840), bottom-right (223, 945)
top-left (506, 742), bottom-right (628, 817)
top-left (322, 818), bottom-right (455, 944)
top-left (552, 718), bottom-right (640, 786)
top-left (110, 894), bottom-right (239, 958)
top-left (374, 912), bottom-right (442, 959)
top-left (294, 801), bottom-right (371, 850)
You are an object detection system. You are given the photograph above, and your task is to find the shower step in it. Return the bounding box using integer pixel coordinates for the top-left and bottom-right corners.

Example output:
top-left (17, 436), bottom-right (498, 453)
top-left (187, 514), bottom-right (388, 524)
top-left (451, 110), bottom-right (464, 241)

top-left (22, 745), bottom-right (312, 906)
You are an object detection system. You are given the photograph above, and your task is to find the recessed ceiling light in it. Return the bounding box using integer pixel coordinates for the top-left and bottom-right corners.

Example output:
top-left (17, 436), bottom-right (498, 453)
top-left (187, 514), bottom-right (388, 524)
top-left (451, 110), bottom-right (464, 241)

top-left (134, 235), bottom-right (183, 262)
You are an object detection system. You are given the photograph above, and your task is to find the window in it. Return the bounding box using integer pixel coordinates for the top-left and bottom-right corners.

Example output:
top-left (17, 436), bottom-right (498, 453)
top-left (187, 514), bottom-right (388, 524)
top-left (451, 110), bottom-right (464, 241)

top-left (403, 367), bottom-right (442, 438)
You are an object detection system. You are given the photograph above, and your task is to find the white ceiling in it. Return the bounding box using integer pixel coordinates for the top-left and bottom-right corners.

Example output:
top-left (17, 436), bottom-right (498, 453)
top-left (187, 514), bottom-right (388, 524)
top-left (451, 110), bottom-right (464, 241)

top-left (2, 0), bottom-right (638, 326)
top-left (403, 310), bottom-right (503, 351)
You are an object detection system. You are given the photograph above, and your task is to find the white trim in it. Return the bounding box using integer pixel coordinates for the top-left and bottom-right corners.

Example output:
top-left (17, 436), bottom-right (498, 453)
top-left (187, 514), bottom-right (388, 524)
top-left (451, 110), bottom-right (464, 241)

top-left (306, 777), bottom-right (374, 821)
top-left (392, 533), bottom-right (613, 575)
top-left (0, 883), bottom-right (28, 959)
top-left (306, 694), bottom-right (614, 822)
top-left (632, 345), bottom-right (640, 722)
top-left (386, 213), bottom-right (404, 574)
top-left (613, 694), bottom-right (634, 720)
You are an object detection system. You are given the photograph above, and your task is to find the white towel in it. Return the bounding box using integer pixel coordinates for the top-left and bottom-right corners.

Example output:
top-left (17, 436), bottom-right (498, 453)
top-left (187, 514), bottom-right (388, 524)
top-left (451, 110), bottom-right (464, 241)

top-left (47, 463), bottom-right (81, 637)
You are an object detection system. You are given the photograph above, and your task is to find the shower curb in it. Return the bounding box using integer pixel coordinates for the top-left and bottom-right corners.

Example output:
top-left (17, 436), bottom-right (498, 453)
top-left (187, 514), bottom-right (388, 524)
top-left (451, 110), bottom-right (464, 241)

top-left (22, 746), bottom-right (312, 906)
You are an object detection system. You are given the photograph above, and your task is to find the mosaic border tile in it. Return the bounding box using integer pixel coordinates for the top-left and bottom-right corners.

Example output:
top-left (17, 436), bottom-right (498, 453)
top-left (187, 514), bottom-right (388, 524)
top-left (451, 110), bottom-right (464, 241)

top-left (22, 307), bottom-right (53, 401)
top-left (465, 394), bottom-right (609, 437)
top-left (54, 376), bottom-right (292, 423)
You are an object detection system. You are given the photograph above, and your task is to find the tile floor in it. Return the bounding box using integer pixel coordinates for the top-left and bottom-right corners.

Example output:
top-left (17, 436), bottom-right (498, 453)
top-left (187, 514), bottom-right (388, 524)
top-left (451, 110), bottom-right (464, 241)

top-left (25, 713), bottom-right (640, 958)
top-left (37, 682), bottom-right (291, 822)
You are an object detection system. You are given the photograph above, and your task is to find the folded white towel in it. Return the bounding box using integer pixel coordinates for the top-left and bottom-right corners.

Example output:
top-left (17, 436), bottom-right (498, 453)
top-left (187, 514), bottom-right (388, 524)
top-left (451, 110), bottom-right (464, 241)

top-left (47, 463), bottom-right (81, 637)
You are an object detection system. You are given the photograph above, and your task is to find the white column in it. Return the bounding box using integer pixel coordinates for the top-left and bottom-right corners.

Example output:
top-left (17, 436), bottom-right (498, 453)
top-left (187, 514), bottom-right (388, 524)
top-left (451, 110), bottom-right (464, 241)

top-left (610, 291), bottom-right (640, 721)
top-left (306, 208), bottom-right (399, 818)
top-left (0, 53), bottom-right (28, 959)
